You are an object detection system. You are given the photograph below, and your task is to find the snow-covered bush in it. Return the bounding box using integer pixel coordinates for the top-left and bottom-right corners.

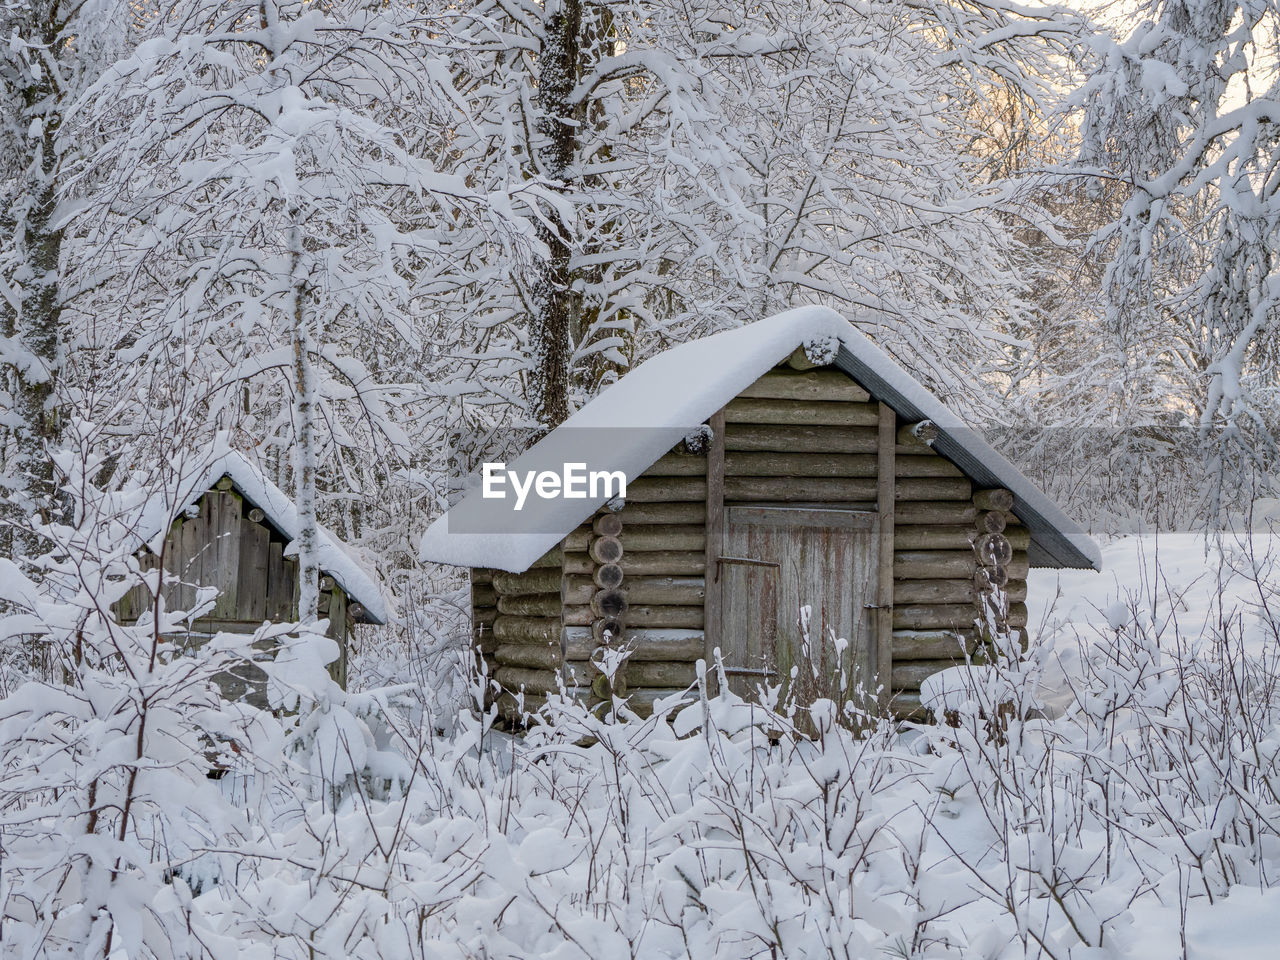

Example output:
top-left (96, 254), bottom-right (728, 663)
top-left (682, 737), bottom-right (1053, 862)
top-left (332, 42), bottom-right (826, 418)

top-left (5, 504), bottom-right (1280, 957)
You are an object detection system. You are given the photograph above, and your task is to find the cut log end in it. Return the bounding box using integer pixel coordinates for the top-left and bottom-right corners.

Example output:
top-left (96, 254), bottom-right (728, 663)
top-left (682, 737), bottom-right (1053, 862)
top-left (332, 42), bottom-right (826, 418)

top-left (593, 513), bottom-right (623, 537)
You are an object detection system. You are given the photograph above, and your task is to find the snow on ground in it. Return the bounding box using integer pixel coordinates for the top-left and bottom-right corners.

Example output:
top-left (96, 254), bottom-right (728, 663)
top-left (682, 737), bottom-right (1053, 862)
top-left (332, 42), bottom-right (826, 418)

top-left (1029, 531), bottom-right (1280, 656)
top-left (1130, 884), bottom-right (1280, 960)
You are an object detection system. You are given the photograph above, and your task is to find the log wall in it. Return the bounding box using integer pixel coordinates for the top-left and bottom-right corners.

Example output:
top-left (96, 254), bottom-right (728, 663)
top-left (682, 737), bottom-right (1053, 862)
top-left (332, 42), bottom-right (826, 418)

top-left (487, 546), bottom-right (569, 719)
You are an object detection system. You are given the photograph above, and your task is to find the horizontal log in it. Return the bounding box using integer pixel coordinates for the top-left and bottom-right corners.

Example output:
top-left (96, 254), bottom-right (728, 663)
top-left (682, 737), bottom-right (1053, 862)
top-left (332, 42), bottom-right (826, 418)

top-left (623, 526), bottom-right (705, 552)
top-left (727, 451), bottom-right (873, 477)
top-left (894, 579), bottom-right (976, 604)
top-left (495, 689), bottom-right (595, 723)
top-left (1003, 524), bottom-right (1030, 551)
top-left (498, 594), bottom-right (562, 618)
top-left (565, 605), bottom-right (703, 629)
top-left (563, 577), bottom-right (595, 605)
top-left (889, 691), bottom-right (929, 721)
top-left (616, 502), bottom-right (706, 525)
top-left (893, 604), bottom-right (979, 631)
top-left (495, 643), bottom-right (564, 670)
top-left (644, 452), bottom-right (707, 477)
top-left (892, 629), bottom-right (977, 661)
top-left (725, 423), bottom-right (879, 454)
top-left (619, 551), bottom-right (705, 575)
top-left (626, 660), bottom-right (699, 688)
top-left (623, 687), bottom-right (696, 718)
top-left (473, 605), bottom-right (498, 626)
top-left (564, 527), bottom-right (592, 551)
top-left (565, 575), bottom-right (705, 607)
top-left (628, 575), bottom-right (706, 606)
top-left (496, 691), bottom-right (548, 720)
top-left (739, 368), bottom-right (870, 402)
top-left (897, 455), bottom-right (963, 478)
top-left (723, 397), bottom-right (880, 427)
top-left (725, 476), bottom-right (876, 501)
top-left (472, 584), bottom-right (497, 607)
top-left (496, 666), bottom-right (587, 697)
top-left (893, 551), bottom-right (977, 579)
top-left (528, 549), bottom-right (564, 569)
top-left (957, 578), bottom-right (1026, 603)
top-left (727, 476), bottom-right (962, 499)
top-left (492, 616), bottom-right (562, 644)
top-left (785, 345), bottom-right (822, 370)
top-left (626, 605), bottom-right (704, 629)
top-left (892, 659), bottom-right (961, 691)
top-left (624, 477), bottom-right (707, 502)
top-left (895, 478), bottom-right (972, 501)
top-left (980, 601), bottom-right (1028, 628)
top-left (562, 627), bottom-right (705, 662)
top-left (894, 502), bottom-right (977, 526)
top-left (471, 569), bottom-right (494, 585)
top-left (722, 452), bottom-right (961, 478)
top-left (894, 525), bottom-right (976, 550)
top-left (562, 605), bottom-right (597, 627)
top-left (973, 488), bottom-right (1015, 512)
top-left (493, 568), bottom-right (562, 596)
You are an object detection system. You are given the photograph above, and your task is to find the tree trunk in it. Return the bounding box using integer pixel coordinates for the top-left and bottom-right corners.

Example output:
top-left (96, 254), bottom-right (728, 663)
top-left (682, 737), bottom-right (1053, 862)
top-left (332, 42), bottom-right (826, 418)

top-left (2, 5), bottom-right (66, 559)
top-left (286, 209), bottom-right (319, 624)
top-left (528, 0), bottom-right (582, 431)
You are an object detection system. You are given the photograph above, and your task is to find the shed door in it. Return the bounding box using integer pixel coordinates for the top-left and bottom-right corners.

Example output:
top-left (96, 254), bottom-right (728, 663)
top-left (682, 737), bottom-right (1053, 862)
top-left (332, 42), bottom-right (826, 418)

top-left (718, 507), bottom-right (878, 709)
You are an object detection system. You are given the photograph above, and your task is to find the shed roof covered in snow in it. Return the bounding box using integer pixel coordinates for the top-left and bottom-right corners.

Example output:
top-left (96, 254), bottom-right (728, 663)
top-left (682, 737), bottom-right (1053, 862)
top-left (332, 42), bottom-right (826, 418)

top-left (419, 307), bottom-right (1101, 574)
top-left (136, 447), bottom-right (387, 624)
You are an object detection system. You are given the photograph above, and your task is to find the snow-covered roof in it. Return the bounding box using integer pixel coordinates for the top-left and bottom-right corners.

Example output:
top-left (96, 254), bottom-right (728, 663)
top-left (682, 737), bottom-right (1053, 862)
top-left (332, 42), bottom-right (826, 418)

top-left (136, 446), bottom-right (387, 624)
top-left (419, 307), bottom-right (1101, 574)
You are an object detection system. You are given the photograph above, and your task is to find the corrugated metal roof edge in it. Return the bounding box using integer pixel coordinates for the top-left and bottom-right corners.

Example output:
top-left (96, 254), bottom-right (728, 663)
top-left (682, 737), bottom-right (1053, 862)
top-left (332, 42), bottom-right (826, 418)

top-left (833, 346), bottom-right (1099, 572)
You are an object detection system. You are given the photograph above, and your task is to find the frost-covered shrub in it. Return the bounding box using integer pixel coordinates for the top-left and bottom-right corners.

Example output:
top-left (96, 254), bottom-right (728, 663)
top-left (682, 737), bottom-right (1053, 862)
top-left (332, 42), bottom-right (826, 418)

top-left (6, 496), bottom-right (1280, 958)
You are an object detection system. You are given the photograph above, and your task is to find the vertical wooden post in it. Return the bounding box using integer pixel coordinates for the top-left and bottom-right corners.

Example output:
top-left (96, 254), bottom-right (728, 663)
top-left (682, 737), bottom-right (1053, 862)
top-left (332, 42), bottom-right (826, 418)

top-left (876, 403), bottom-right (896, 713)
top-left (703, 410), bottom-right (726, 695)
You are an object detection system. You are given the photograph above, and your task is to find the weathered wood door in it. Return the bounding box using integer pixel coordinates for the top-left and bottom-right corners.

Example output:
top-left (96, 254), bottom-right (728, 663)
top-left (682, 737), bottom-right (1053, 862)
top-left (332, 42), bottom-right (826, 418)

top-left (718, 507), bottom-right (878, 709)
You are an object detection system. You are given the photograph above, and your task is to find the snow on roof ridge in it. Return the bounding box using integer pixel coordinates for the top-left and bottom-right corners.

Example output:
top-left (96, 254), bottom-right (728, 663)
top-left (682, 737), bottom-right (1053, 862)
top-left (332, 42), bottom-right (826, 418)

top-left (419, 307), bottom-right (1101, 574)
top-left (136, 442), bottom-right (388, 624)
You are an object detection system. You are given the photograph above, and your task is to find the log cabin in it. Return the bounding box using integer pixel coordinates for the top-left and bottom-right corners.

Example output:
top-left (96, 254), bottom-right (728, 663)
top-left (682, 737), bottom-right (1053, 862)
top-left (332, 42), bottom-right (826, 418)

top-left (420, 307), bottom-right (1100, 721)
top-left (115, 449), bottom-right (386, 699)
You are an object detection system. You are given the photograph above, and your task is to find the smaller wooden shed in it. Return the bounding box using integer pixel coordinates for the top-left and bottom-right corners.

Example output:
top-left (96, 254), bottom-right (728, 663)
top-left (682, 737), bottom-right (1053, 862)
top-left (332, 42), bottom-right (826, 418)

top-left (115, 448), bottom-right (386, 696)
top-left (420, 307), bottom-right (1100, 721)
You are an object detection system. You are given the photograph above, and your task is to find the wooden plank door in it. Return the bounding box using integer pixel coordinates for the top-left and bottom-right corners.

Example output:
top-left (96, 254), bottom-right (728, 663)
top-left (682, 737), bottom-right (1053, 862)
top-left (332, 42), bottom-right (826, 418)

top-left (719, 507), bottom-right (878, 710)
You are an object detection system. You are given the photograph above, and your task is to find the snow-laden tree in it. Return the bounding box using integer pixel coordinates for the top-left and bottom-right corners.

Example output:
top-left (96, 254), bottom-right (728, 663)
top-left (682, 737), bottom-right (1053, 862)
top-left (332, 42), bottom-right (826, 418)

top-left (64, 0), bottom-right (542, 613)
top-left (1080, 0), bottom-right (1280, 503)
top-left (0, 1), bottom-right (125, 556)
top-left (445, 0), bottom-right (1089, 425)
